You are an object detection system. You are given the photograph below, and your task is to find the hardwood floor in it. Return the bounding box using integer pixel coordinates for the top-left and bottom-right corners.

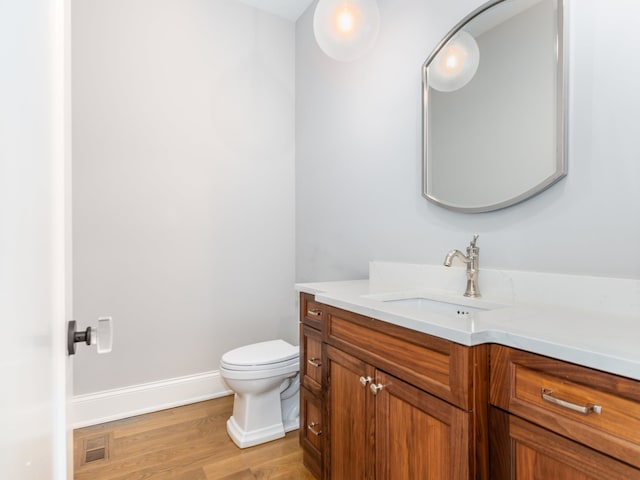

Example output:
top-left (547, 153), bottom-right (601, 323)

top-left (74, 396), bottom-right (315, 480)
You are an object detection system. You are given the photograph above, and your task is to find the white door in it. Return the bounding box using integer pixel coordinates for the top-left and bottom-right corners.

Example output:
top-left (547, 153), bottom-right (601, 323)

top-left (0, 1), bottom-right (72, 479)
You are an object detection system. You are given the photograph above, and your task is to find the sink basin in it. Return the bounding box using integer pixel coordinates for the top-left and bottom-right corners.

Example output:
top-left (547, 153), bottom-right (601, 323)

top-left (383, 297), bottom-right (489, 317)
top-left (361, 292), bottom-right (505, 318)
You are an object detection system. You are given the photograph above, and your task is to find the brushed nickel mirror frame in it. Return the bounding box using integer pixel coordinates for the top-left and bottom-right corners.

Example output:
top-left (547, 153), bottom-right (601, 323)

top-left (422, 0), bottom-right (567, 213)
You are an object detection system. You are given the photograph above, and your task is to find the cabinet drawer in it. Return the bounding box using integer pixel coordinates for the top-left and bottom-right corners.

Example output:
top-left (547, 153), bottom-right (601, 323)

top-left (490, 345), bottom-right (640, 469)
top-left (302, 325), bottom-right (323, 396)
top-left (300, 387), bottom-right (323, 479)
top-left (301, 293), bottom-right (324, 330)
top-left (326, 305), bottom-right (472, 409)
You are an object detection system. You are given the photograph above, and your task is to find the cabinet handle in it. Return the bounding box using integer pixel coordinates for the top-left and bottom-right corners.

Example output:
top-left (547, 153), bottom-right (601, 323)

top-left (307, 309), bottom-right (322, 317)
top-left (359, 376), bottom-right (372, 387)
top-left (541, 388), bottom-right (602, 415)
top-left (370, 383), bottom-right (383, 395)
top-left (307, 422), bottom-right (322, 436)
top-left (307, 358), bottom-right (322, 368)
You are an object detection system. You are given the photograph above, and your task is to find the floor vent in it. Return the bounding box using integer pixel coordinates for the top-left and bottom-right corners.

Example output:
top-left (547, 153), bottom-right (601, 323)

top-left (85, 447), bottom-right (106, 463)
top-left (82, 435), bottom-right (109, 465)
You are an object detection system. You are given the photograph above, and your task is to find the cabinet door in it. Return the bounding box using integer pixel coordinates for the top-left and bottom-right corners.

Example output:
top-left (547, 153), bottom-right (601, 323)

top-left (326, 346), bottom-right (375, 480)
top-left (491, 408), bottom-right (640, 479)
top-left (375, 370), bottom-right (471, 480)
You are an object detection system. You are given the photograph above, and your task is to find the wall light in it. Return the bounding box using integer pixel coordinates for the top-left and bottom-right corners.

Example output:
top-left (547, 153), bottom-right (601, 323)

top-left (428, 30), bottom-right (480, 92)
top-left (313, 0), bottom-right (380, 62)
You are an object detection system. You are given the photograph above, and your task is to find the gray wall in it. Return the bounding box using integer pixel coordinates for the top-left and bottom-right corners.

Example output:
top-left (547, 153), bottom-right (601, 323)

top-left (72, 0), bottom-right (296, 394)
top-left (295, 0), bottom-right (640, 282)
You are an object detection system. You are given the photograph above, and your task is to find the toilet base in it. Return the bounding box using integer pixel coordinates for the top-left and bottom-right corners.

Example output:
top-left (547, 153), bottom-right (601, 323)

top-left (227, 414), bottom-right (300, 449)
top-left (227, 415), bottom-right (285, 449)
top-left (224, 375), bottom-right (300, 449)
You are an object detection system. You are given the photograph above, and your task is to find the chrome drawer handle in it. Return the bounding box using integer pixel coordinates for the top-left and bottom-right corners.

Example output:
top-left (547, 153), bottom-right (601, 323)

top-left (307, 422), bottom-right (322, 436)
top-left (541, 388), bottom-right (602, 415)
top-left (307, 309), bottom-right (322, 317)
top-left (359, 376), bottom-right (372, 387)
top-left (307, 358), bottom-right (322, 368)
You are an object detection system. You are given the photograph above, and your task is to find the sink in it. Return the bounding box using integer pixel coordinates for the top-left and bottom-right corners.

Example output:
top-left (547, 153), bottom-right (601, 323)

top-left (362, 292), bottom-right (505, 317)
top-left (383, 297), bottom-right (489, 317)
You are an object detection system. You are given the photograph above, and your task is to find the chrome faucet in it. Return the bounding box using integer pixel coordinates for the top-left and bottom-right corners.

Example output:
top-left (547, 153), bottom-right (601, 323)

top-left (444, 234), bottom-right (481, 298)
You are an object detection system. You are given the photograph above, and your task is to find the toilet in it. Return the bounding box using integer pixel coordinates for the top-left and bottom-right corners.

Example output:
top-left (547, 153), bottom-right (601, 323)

top-left (220, 339), bottom-right (300, 448)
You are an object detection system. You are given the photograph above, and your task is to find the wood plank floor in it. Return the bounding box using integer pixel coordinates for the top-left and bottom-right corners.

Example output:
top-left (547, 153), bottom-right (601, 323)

top-left (73, 396), bottom-right (315, 480)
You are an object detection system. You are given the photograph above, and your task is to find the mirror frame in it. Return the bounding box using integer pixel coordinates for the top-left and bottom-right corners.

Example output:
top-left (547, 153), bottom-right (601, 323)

top-left (422, 0), bottom-right (567, 213)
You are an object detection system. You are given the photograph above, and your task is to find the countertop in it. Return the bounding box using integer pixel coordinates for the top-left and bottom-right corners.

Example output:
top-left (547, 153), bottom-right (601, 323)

top-left (296, 275), bottom-right (640, 382)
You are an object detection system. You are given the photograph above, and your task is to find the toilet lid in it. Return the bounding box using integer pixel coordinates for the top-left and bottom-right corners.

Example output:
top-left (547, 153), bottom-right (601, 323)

top-left (221, 339), bottom-right (299, 367)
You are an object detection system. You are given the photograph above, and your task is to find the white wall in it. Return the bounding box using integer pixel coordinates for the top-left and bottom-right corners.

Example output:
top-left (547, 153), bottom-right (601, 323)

top-left (295, 0), bottom-right (640, 282)
top-left (72, 0), bottom-right (296, 395)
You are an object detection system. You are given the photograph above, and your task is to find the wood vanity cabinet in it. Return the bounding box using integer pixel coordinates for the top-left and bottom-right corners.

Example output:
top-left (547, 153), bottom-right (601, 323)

top-left (300, 292), bottom-right (640, 479)
top-left (489, 345), bottom-right (640, 479)
top-left (299, 293), bottom-right (488, 479)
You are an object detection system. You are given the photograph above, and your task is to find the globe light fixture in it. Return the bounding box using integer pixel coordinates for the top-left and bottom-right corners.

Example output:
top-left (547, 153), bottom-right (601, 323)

top-left (313, 0), bottom-right (380, 62)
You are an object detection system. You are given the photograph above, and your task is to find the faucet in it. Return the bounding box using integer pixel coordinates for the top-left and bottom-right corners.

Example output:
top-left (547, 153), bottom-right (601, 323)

top-left (444, 234), bottom-right (481, 298)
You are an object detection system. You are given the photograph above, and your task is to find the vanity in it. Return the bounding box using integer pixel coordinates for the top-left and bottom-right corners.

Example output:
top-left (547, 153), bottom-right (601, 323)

top-left (296, 262), bottom-right (640, 479)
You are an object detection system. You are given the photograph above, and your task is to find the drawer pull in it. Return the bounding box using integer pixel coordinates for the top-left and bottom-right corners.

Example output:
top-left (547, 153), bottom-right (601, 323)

top-left (307, 358), bottom-right (322, 368)
top-left (370, 383), bottom-right (384, 396)
top-left (359, 376), bottom-right (372, 387)
top-left (541, 388), bottom-right (602, 415)
top-left (307, 309), bottom-right (322, 317)
top-left (307, 422), bottom-right (322, 436)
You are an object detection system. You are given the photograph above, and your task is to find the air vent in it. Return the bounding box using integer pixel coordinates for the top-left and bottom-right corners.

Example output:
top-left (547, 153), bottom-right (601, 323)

top-left (82, 434), bottom-right (109, 465)
top-left (85, 447), bottom-right (106, 463)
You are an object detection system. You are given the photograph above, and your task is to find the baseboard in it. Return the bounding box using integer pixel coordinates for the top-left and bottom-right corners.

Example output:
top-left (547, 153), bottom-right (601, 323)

top-left (72, 370), bottom-right (232, 428)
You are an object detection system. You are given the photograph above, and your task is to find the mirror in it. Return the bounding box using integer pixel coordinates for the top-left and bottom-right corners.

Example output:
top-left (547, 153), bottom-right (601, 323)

top-left (422, 0), bottom-right (566, 213)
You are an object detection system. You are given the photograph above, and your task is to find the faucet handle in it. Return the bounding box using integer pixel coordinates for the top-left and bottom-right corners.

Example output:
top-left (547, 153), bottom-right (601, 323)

top-left (470, 234), bottom-right (479, 248)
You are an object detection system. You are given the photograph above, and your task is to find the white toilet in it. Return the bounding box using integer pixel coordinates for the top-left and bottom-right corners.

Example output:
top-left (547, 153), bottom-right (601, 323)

top-left (220, 339), bottom-right (300, 448)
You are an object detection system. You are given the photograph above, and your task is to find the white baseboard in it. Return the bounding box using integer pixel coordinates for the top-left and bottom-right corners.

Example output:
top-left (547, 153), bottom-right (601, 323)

top-left (72, 370), bottom-right (232, 429)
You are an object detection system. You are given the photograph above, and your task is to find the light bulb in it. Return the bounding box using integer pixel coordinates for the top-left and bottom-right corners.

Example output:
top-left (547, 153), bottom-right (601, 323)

top-left (428, 30), bottom-right (480, 92)
top-left (336, 6), bottom-right (355, 33)
top-left (314, 0), bottom-right (380, 62)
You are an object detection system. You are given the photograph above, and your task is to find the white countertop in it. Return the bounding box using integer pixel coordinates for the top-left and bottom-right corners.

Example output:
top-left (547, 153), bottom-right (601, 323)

top-left (295, 263), bottom-right (640, 381)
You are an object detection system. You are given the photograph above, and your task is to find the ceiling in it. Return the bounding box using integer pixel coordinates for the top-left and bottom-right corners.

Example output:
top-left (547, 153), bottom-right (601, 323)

top-left (235, 0), bottom-right (315, 22)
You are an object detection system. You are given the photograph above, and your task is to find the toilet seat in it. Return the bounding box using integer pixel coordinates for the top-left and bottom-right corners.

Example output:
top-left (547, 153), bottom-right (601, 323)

top-left (221, 356), bottom-right (299, 372)
top-left (221, 340), bottom-right (299, 370)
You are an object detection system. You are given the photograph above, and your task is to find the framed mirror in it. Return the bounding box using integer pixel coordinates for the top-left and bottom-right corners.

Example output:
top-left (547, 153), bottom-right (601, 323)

top-left (422, 0), bottom-right (566, 213)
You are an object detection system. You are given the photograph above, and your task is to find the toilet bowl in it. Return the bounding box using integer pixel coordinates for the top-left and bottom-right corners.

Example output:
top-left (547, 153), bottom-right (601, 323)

top-left (220, 339), bottom-right (300, 448)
